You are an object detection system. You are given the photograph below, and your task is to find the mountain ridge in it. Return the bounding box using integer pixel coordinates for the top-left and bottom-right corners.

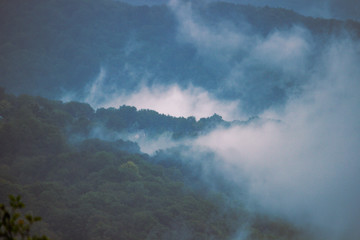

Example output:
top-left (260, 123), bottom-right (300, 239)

top-left (1, 0), bottom-right (359, 115)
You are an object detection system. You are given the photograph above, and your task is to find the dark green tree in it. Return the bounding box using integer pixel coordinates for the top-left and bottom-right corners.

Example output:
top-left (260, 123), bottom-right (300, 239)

top-left (0, 195), bottom-right (49, 240)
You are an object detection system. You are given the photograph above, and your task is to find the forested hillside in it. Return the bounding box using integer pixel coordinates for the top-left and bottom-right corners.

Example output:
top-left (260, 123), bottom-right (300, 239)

top-left (0, 90), bottom-right (311, 239)
top-left (1, 0), bottom-right (359, 239)
top-left (1, 0), bottom-right (359, 113)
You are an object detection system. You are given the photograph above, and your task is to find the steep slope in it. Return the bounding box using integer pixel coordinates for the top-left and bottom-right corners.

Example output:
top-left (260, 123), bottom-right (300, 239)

top-left (0, 0), bottom-right (359, 114)
top-left (0, 90), bottom-right (312, 240)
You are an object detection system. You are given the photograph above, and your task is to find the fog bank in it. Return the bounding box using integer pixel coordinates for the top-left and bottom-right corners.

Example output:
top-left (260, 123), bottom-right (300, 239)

top-left (195, 39), bottom-right (360, 239)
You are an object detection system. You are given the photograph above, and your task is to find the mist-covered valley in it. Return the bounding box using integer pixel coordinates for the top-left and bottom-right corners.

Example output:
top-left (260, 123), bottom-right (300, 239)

top-left (0, 0), bottom-right (359, 239)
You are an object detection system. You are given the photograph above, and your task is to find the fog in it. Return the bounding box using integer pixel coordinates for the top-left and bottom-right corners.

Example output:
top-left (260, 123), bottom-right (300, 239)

top-left (139, 1), bottom-right (360, 239)
top-left (170, 0), bottom-right (312, 69)
top-left (169, 0), bottom-right (253, 60)
top-left (69, 1), bottom-right (360, 238)
top-left (83, 72), bottom-right (241, 120)
top-left (192, 38), bottom-right (360, 239)
top-left (1, 0), bottom-right (359, 239)
top-left (169, 0), bottom-right (317, 113)
top-left (83, 0), bottom-right (315, 117)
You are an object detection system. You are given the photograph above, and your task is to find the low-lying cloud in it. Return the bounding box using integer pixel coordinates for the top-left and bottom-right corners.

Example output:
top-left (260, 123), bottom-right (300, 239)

top-left (87, 33), bottom-right (360, 239)
top-left (251, 26), bottom-right (311, 73)
top-left (62, 2), bottom-right (360, 238)
top-left (194, 39), bottom-right (360, 239)
top-left (83, 73), bottom-right (241, 121)
top-left (169, 0), bottom-right (252, 60)
top-left (170, 0), bottom-right (314, 113)
top-left (89, 125), bottom-right (183, 154)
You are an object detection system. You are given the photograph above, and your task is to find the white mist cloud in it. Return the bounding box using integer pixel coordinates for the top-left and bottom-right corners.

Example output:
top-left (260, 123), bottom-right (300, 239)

top-left (105, 84), bottom-right (240, 120)
top-left (224, 26), bottom-right (312, 98)
top-left (169, 0), bottom-right (253, 60)
top-left (195, 39), bottom-right (360, 239)
top-left (73, 0), bottom-right (314, 119)
top-left (251, 27), bottom-right (311, 73)
top-left (132, 132), bottom-right (193, 155)
top-left (84, 76), bottom-right (241, 121)
top-left (170, 0), bottom-right (313, 113)
top-left (84, 67), bottom-right (107, 105)
top-left (89, 125), bottom-right (182, 155)
top-left (58, 2), bottom-right (360, 239)
top-left (170, 0), bottom-right (312, 66)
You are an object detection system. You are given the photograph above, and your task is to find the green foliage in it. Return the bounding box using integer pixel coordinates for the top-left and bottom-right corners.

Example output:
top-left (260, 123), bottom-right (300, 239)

top-left (94, 105), bottom-right (231, 139)
top-left (0, 195), bottom-right (49, 240)
top-left (0, 91), bottom-right (312, 240)
top-left (120, 161), bottom-right (140, 175)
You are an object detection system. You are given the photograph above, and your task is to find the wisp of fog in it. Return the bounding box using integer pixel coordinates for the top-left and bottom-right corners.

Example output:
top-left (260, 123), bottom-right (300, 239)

top-left (69, 1), bottom-right (360, 238)
top-left (195, 38), bottom-right (360, 239)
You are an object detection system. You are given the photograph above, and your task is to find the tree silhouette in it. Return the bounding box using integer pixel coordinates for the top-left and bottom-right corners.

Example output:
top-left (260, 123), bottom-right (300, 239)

top-left (0, 195), bottom-right (49, 240)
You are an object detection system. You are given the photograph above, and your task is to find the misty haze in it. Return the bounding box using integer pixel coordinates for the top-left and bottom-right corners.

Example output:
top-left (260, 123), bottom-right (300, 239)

top-left (0, 0), bottom-right (359, 239)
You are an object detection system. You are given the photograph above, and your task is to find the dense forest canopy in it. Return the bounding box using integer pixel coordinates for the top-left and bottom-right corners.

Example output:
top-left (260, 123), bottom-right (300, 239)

top-left (0, 90), bottom-right (311, 240)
